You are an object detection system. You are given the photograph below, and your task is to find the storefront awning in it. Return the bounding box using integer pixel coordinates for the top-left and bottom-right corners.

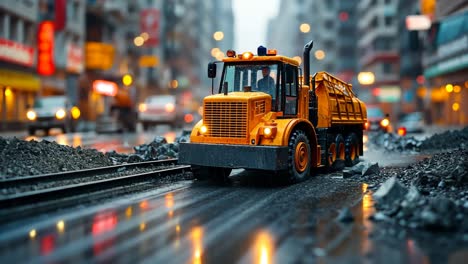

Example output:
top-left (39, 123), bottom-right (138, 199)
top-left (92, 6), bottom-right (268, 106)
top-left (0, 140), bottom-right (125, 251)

top-left (0, 68), bottom-right (40, 92)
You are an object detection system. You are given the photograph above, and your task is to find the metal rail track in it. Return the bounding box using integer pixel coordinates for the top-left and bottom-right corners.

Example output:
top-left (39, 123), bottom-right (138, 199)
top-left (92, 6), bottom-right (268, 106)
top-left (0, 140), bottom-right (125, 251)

top-left (0, 159), bottom-right (190, 209)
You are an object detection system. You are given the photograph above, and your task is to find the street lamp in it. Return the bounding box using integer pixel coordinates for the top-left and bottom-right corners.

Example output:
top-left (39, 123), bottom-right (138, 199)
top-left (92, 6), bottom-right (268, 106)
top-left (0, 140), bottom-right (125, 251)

top-left (314, 50), bottom-right (325, 60)
top-left (299, 23), bottom-right (310, 33)
top-left (357, 72), bottom-right (375, 85)
top-left (213, 31), bottom-right (224, 41)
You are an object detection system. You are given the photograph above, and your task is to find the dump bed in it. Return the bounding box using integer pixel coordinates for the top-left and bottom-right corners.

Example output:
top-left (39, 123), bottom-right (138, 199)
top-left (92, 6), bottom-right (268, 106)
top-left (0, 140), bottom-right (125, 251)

top-left (313, 72), bottom-right (367, 128)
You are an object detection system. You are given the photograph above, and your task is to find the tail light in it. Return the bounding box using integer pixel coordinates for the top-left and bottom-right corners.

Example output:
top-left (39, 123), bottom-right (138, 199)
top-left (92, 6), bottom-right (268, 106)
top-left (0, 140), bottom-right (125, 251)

top-left (397, 127), bottom-right (407, 136)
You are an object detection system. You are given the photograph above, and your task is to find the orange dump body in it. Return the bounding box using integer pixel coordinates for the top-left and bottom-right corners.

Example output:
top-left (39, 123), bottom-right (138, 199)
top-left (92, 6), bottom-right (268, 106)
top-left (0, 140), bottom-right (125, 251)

top-left (313, 72), bottom-right (367, 128)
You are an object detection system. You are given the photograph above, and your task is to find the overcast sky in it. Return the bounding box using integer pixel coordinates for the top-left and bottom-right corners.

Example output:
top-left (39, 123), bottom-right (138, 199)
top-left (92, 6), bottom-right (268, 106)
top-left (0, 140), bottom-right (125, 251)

top-left (233, 0), bottom-right (280, 52)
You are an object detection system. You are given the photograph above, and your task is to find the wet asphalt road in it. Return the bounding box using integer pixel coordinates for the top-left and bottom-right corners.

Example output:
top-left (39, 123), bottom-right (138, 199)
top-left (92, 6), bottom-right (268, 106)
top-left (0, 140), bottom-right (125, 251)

top-left (1, 168), bottom-right (467, 263)
top-left (0, 127), bottom-right (467, 263)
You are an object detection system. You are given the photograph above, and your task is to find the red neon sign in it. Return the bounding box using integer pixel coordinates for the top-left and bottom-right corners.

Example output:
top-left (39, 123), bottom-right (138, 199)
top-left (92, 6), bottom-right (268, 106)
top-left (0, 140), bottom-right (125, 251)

top-left (93, 80), bottom-right (118, 96)
top-left (37, 21), bottom-right (55, 75)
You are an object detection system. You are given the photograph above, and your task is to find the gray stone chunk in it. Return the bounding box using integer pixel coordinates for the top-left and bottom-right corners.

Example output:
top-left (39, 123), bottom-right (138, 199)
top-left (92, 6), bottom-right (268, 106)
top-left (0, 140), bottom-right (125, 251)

top-left (373, 176), bottom-right (408, 206)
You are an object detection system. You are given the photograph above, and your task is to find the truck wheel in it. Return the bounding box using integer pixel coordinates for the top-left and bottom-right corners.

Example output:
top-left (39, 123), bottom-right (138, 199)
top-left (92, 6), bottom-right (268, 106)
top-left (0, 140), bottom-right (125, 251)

top-left (287, 130), bottom-right (311, 183)
top-left (28, 128), bottom-right (35, 136)
top-left (327, 142), bottom-right (337, 168)
top-left (345, 133), bottom-right (359, 166)
top-left (335, 134), bottom-right (346, 161)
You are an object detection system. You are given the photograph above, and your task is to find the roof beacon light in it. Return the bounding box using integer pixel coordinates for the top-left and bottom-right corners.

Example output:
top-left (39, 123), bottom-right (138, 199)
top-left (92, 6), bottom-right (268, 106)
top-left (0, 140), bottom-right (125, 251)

top-left (242, 52), bottom-right (254, 60)
top-left (226, 49), bottom-right (236, 57)
top-left (257, 45), bottom-right (267, 56)
top-left (267, 49), bottom-right (277, 56)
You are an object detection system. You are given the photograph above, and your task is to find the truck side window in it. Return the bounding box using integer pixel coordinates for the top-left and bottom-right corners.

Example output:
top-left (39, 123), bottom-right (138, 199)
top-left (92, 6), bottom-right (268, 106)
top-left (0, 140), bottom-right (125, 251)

top-left (284, 64), bottom-right (297, 115)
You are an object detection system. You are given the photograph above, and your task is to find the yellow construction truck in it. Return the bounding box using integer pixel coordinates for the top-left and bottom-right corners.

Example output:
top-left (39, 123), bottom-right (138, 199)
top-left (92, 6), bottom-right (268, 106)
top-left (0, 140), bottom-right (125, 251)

top-left (179, 41), bottom-right (367, 183)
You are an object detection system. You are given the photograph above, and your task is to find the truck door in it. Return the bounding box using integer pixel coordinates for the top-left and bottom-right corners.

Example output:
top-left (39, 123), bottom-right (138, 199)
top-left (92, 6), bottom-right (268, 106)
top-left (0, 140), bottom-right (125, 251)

top-left (282, 64), bottom-right (298, 116)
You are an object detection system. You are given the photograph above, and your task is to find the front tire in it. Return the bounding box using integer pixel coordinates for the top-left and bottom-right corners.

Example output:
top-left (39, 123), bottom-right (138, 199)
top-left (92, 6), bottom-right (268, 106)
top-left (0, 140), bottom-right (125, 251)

top-left (287, 130), bottom-right (311, 183)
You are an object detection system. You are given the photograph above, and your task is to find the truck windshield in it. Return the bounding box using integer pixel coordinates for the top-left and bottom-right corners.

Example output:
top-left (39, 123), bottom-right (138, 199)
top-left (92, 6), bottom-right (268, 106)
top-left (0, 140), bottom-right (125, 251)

top-left (220, 63), bottom-right (278, 99)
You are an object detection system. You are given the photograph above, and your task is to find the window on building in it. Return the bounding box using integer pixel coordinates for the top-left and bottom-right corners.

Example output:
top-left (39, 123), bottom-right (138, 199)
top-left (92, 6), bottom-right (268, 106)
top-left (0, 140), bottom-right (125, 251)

top-left (24, 21), bottom-right (34, 46)
top-left (383, 63), bottom-right (393, 74)
top-left (10, 16), bottom-right (18, 42)
top-left (0, 16), bottom-right (4, 38)
top-left (325, 19), bottom-right (334, 29)
top-left (73, 2), bottom-right (79, 21)
top-left (385, 16), bottom-right (393, 26)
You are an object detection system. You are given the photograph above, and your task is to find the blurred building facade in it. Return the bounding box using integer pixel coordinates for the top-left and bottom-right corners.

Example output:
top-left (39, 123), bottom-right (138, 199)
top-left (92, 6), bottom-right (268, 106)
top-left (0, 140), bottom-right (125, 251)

top-left (357, 0), bottom-right (400, 117)
top-left (422, 0), bottom-right (468, 125)
top-left (0, 0), bottom-right (40, 130)
top-left (397, 0), bottom-right (424, 119)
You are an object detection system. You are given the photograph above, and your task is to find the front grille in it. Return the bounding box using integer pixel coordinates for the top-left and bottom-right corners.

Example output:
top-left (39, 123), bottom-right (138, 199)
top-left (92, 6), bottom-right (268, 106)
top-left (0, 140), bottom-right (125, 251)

top-left (37, 116), bottom-right (55, 122)
top-left (204, 101), bottom-right (248, 138)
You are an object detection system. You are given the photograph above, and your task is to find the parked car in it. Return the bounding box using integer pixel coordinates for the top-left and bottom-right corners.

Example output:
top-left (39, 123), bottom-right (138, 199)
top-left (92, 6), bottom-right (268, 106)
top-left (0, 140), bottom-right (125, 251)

top-left (365, 105), bottom-right (392, 133)
top-left (138, 95), bottom-right (181, 130)
top-left (26, 96), bottom-right (80, 135)
top-left (399, 112), bottom-right (425, 133)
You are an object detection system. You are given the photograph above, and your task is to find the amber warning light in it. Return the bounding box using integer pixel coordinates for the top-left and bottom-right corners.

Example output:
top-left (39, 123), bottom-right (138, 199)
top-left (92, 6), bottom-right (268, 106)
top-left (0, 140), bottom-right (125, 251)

top-left (93, 80), bottom-right (118, 96)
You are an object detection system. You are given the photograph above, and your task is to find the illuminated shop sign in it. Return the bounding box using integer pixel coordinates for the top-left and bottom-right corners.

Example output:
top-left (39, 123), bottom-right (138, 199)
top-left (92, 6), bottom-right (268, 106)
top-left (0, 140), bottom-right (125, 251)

top-left (93, 80), bottom-right (118, 96)
top-left (37, 21), bottom-right (55, 76)
top-left (66, 43), bottom-right (83, 73)
top-left (0, 38), bottom-right (34, 67)
top-left (85, 42), bottom-right (115, 70)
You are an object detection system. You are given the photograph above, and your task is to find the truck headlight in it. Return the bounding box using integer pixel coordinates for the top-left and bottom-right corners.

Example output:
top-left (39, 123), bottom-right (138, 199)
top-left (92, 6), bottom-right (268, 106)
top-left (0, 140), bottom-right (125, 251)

top-left (27, 110), bottom-right (37, 121)
top-left (261, 126), bottom-right (277, 139)
top-left (200, 125), bottom-right (208, 135)
top-left (56, 109), bottom-right (66, 119)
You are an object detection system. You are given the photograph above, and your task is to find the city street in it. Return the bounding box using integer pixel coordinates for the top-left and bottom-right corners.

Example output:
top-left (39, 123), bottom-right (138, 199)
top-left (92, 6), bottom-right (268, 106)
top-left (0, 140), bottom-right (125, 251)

top-left (0, 0), bottom-right (467, 263)
top-left (0, 126), bottom-right (467, 263)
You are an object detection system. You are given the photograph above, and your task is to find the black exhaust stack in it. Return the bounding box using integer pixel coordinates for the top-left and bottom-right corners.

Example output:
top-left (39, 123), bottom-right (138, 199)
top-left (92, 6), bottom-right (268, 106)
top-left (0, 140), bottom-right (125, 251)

top-left (303, 40), bottom-right (318, 127)
top-left (303, 40), bottom-right (313, 86)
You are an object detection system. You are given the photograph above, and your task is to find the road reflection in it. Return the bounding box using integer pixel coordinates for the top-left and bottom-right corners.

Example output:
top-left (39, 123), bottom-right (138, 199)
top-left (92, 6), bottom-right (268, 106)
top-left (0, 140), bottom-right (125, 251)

top-left (253, 230), bottom-right (275, 264)
top-left (3, 177), bottom-right (467, 263)
top-left (190, 226), bottom-right (203, 264)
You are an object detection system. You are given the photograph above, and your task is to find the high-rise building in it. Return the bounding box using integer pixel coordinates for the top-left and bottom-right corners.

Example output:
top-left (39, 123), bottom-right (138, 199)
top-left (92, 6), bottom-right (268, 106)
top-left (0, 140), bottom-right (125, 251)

top-left (357, 0), bottom-right (400, 116)
top-left (422, 0), bottom-right (468, 125)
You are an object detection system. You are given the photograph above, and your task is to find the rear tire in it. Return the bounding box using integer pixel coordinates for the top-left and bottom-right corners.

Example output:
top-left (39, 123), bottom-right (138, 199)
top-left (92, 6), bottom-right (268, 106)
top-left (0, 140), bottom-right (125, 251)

top-left (287, 130), bottom-right (311, 183)
top-left (28, 128), bottom-right (35, 136)
top-left (345, 133), bottom-right (360, 166)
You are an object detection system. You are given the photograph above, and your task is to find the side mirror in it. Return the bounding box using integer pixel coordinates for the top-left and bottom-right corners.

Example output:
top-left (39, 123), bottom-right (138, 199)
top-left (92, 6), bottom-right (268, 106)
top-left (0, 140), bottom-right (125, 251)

top-left (208, 62), bottom-right (216, 79)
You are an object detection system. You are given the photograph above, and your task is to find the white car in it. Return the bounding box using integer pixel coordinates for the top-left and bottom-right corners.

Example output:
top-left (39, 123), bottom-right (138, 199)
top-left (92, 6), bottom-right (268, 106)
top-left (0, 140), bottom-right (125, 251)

top-left (399, 112), bottom-right (425, 133)
top-left (138, 95), bottom-right (180, 130)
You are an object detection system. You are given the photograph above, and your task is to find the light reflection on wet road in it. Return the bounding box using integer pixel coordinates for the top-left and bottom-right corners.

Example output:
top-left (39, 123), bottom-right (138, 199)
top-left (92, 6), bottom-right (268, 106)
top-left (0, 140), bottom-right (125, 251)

top-left (1, 129), bottom-right (467, 263)
top-left (1, 170), bottom-right (466, 263)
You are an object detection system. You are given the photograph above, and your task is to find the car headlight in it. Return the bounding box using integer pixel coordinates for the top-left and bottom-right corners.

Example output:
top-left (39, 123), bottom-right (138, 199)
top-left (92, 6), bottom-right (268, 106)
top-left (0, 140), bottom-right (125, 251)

top-left (139, 103), bottom-right (147, 112)
top-left (71, 106), bottom-right (80, 119)
top-left (380, 118), bottom-right (390, 127)
top-left (27, 110), bottom-right (37, 121)
top-left (56, 109), bottom-right (66, 119)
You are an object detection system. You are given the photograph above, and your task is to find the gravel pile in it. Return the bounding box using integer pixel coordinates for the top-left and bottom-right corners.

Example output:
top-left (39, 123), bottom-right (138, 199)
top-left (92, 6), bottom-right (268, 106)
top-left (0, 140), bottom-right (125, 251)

top-left (0, 138), bottom-right (113, 179)
top-left (0, 132), bottom-right (191, 178)
top-left (345, 149), bottom-right (468, 232)
top-left (368, 126), bottom-right (468, 152)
